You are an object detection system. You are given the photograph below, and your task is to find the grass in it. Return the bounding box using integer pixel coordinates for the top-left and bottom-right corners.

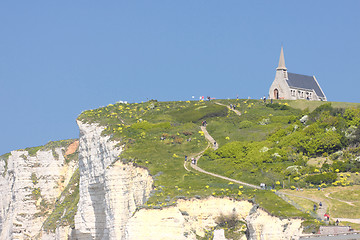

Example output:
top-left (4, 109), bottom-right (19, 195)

top-left (278, 99), bottom-right (360, 112)
top-left (0, 152), bottom-right (10, 176)
top-left (339, 221), bottom-right (360, 230)
top-left (22, 139), bottom-right (78, 157)
top-left (75, 98), bottom-right (360, 221)
top-left (281, 185), bottom-right (360, 219)
top-left (285, 195), bottom-right (318, 214)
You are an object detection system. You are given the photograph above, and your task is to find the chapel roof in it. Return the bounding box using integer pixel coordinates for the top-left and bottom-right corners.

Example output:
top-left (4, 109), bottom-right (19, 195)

top-left (286, 72), bottom-right (325, 98)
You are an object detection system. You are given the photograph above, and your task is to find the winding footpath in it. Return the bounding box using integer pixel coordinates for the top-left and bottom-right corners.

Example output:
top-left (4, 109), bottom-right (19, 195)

top-left (191, 126), bottom-right (260, 189)
top-left (215, 102), bottom-right (242, 116)
top-left (184, 102), bottom-right (360, 226)
top-left (185, 103), bottom-right (259, 189)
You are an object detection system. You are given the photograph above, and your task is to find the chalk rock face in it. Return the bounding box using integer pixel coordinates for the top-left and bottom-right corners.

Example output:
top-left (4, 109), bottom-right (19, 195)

top-left (125, 197), bottom-right (253, 240)
top-left (246, 205), bottom-right (303, 240)
top-left (0, 144), bottom-right (78, 239)
top-left (125, 197), bottom-right (303, 240)
top-left (74, 121), bottom-right (153, 240)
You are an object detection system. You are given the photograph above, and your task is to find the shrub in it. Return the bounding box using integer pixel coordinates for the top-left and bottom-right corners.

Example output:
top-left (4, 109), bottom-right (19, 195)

top-left (304, 172), bottom-right (337, 185)
top-left (266, 103), bottom-right (290, 110)
top-left (216, 210), bottom-right (239, 229)
top-left (238, 120), bottom-right (253, 129)
top-left (170, 104), bottom-right (228, 123)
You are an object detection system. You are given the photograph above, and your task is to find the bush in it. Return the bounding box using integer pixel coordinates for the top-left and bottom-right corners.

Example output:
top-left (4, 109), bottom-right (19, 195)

top-left (266, 103), bottom-right (290, 110)
top-left (304, 172), bottom-right (337, 185)
top-left (216, 210), bottom-right (239, 229)
top-left (170, 104), bottom-right (228, 123)
top-left (238, 120), bottom-right (253, 129)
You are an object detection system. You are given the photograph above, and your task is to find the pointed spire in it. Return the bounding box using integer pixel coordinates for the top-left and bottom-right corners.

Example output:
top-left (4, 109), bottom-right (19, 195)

top-left (277, 46), bottom-right (287, 70)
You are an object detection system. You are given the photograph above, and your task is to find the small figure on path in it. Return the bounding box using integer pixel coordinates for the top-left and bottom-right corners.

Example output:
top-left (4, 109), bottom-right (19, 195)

top-left (185, 155), bottom-right (187, 162)
top-left (230, 104), bottom-right (233, 109)
top-left (191, 158), bottom-right (195, 164)
top-left (313, 204), bottom-right (317, 211)
top-left (336, 219), bottom-right (339, 225)
top-left (319, 202), bottom-right (322, 208)
top-left (233, 105), bottom-right (236, 110)
top-left (214, 141), bottom-right (217, 147)
top-left (263, 96), bottom-right (266, 103)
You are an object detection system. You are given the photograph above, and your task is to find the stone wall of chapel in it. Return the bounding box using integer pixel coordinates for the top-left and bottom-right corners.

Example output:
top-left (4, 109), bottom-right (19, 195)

top-left (269, 70), bottom-right (291, 100)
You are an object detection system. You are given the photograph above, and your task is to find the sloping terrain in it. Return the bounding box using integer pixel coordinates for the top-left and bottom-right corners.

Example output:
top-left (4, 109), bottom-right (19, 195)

top-left (1, 98), bottom-right (360, 238)
top-left (78, 99), bottom-right (360, 218)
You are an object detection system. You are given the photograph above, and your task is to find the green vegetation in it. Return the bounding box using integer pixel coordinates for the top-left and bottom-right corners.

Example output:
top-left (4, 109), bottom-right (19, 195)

top-left (0, 152), bottom-right (10, 176)
top-left (22, 139), bottom-right (78, 157)
top-left (31, 172), bottom-right (38, 185)
top-left (65, 151), bottom-right (78, 164)
top-left (215, 211), bottom-right (246, 240)
top-left (74, 99), bottom-right (360, 230)
top-left (199, 101), bottom-right (360, 190)
top-left (76, 99), bottom-right (318, 220)
top-left (43, 168), bottom-right (80, 232)
top-left (281, 185), bottom-right (360, 219)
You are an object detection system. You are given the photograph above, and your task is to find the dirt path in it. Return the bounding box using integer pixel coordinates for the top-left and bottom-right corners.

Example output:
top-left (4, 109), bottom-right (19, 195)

top-left (215, 102), bottom-right (242, 116)
top-left (185, 107), bottom-right (359, 224)
top-left (324, 192), bottom-right (356, 206)
top-left (335, 218), bottom-right (360, 224)
top-left (187, 125), bottom-right (260, 189)
top-left (191, 163), bottom-right (261, 189)
top-left (277, 191), bottom-right (329, 220)
top-left (200, 126), bottom-right (218, 150)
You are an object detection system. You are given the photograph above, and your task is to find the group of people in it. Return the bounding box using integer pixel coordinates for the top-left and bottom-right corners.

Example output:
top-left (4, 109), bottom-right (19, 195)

top-left (201, 120), bottom-right (207, 126)
top-left (185, 155), bottom-right (196, 164)
top-left (229, 104), bottom-right (236, 110)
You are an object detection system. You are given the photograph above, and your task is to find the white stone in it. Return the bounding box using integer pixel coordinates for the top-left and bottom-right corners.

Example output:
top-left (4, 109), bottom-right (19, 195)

top-left (0, 146), bottom-right (77, 239)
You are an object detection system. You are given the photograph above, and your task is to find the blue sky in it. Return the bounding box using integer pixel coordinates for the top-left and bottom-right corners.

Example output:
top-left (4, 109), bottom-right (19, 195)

top-left (0, 1), bottom-right (359, 154)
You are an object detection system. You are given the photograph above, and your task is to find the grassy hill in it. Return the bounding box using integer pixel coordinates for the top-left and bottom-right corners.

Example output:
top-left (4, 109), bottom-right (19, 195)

top-left (77, 98), bottom-right (360, 226)
top-left (4, 99), bottom-right (359, 233)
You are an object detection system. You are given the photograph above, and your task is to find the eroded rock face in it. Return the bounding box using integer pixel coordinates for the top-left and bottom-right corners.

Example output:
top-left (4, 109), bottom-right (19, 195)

top-left (0, 120), bottom-right (304, 240)
top-left (125, 197), bottom-right (303, 240)
top-left (0, 145), bottom-right (78, 239)
top-left (246, 206), bottom-right (303, 240)
top-left (125, 197), bottom-right (252, 240)
top-left (74, 121), bottom-right (153, 239)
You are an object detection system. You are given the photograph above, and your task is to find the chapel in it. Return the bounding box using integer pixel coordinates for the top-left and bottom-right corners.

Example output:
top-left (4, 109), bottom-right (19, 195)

top-left (268, 47), bottom-right (326, 101)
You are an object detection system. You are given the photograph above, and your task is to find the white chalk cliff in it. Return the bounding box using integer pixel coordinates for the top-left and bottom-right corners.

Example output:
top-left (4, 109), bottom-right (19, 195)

top-left (74, 121), bottom-right (153, 239)
top-left (0, 142), bottom-right (78, 239)
top-left (0, 120), bottom-right (304, 240)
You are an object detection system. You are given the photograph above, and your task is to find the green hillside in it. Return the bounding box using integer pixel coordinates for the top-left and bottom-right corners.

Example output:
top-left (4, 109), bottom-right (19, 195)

top-left (77, 98), bottom-right (360, 225)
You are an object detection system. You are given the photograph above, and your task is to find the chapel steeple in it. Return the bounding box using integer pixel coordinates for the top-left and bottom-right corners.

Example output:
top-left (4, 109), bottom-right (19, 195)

top-left (276, 46), bottom-right (287, 71)
top-left (276, 46), bottom-right (288, 79)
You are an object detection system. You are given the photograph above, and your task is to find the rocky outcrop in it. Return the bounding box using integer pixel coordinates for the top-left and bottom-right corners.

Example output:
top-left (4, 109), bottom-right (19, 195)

top-left (125, 197), bottom-right (303, 240)
top-left (246, 205), bottom-right (303, 240)
top-left (0, 143), bottom-right (78, 239)
top-left (74, 121), bottom-right (153, 239)
top-left (0, 120), bottom-right (305, 240)
top-left (125, 197), bottom-right (252, 240)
